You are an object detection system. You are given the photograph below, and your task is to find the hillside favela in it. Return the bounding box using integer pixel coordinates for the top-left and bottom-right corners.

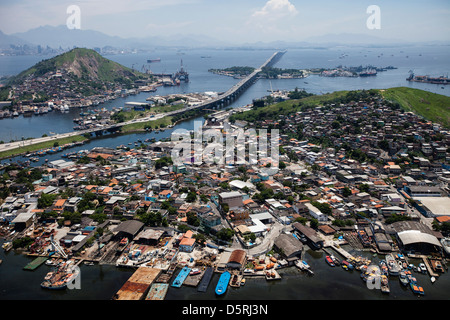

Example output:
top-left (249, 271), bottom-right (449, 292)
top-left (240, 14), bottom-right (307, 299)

top-left (0, 0), bottom-right (449, 312)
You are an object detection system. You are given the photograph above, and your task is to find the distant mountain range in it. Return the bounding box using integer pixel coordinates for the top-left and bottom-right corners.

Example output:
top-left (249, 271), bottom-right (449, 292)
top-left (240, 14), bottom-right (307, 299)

top-left (1, 25), bottom-right (449, 51)
top-left (2, 25), bottom-right (228, 50)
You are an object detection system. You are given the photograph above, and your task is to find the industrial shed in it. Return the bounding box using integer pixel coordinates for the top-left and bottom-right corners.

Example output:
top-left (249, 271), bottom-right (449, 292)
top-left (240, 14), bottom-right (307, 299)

top-left (113, 220), bottom-right (145, 241)
top-left (227, 249), bottom-right (247, 270)
top-left (292, 222), bottom-right (324, 250)
top-left (274, 233), bottom-right (303, 262)
top-left (397, 230), bottom-right (442, 253)
top-left (386, 220), bottom-right (443, 254)
top-left (134, 228), bottom-right (165, 245)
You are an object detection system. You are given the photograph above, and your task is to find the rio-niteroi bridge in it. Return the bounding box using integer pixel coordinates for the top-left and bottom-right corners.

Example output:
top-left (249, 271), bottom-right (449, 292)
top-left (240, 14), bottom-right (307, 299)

top-left (0, 51), bottom-right (286, 154)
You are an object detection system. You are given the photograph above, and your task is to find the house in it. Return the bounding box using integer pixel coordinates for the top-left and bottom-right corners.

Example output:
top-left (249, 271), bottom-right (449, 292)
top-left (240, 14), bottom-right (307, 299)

top-left (304, 202), bottom-right (328, 222)
top-left (179, 230), bottom-right (196, 252)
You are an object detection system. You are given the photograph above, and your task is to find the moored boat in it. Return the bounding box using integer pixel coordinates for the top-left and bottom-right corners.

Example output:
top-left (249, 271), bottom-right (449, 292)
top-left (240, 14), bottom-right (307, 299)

top-left (381, 275), bottom-right (390, 294)
top-left (386, 254), bottom-right (401, 276)
top-left (399, 271), bottom-right (410, 286)
top-left (325, 256), bottom-right (335, 267)
top-left (215, 271), bottom-right (231, 296)
top-left (40, 260), bottom-right (79, 290)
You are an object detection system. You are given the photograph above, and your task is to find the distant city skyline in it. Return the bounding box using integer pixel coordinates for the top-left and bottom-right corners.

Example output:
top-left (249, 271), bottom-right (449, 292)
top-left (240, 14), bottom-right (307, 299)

top-left (1, 0), bottom-right (449, 44)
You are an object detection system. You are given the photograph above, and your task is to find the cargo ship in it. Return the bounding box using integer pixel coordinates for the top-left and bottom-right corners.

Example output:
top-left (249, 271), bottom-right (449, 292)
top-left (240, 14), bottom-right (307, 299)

top-left (40, 260), bottom-right (79, 290)
top-left (215, 271), bottom-right (231, 296)
top-left (147, 58), bottom-right (161, 63)
top-left (407, 72), bottom-right (450, 85)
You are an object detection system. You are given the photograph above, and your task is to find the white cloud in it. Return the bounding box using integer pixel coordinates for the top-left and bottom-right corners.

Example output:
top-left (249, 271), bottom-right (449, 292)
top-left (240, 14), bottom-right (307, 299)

top-left (252, 0), bottom-right (298, 21)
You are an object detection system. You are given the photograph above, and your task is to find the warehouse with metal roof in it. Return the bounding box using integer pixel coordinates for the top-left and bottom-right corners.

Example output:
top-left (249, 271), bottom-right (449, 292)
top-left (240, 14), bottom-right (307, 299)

top-left (386, 220), bottom-right (443, 254)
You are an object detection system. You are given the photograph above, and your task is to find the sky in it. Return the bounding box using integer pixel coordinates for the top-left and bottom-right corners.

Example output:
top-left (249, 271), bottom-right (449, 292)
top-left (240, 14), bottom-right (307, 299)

top-left (0, 0), bottom-right (449, 44)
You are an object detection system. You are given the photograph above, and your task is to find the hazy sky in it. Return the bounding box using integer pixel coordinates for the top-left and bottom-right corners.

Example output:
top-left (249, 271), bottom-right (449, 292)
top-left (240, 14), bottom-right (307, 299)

top-left (1, 0), bottom-right (449, 43)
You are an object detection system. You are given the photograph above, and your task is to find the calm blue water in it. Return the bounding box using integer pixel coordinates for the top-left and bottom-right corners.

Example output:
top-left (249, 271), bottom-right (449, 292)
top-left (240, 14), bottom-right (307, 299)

top-left (0, 46), bottom-right (449, 142)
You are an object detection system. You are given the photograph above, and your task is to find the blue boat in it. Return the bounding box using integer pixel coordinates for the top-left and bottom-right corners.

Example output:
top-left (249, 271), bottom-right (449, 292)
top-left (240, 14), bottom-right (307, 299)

top-left (215, 271), bottom-right (231, 296)
top-left (171, 266), bottom-right (191, 288)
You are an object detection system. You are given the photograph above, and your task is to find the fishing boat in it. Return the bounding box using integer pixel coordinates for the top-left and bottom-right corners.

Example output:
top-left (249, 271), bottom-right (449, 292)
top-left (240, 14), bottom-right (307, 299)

top-left (410, 283), bottom-right (425, 296)
top-left (399, 271), bottom-right (410, 286)
top-left (215, 271), bottom-right (231, 296)
top-left (330, 255), bottom-right (340, 266)
top-left (380, 275), bottom-right (390, 294)
top-left (419, 263), bottom-right (427, 274)
top-left (40, 260), bottom-right (79, 290)
top-left (325, 256), bottom-right (335, 267)
top-left (386, 254), bottom-right (401, 276)
top-left (341, 260), bottom-right (354, 271)
top-left (2, 242), bottom-right (12, 252)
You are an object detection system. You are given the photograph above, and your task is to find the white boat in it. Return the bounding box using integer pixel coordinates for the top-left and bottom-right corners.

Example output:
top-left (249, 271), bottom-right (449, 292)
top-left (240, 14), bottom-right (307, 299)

top-left (440, 238), bottom-right (450, 255)
top-left (386, 254), bottom-right (401, 276)
top-left (419, 263), bottom-right (427, 274)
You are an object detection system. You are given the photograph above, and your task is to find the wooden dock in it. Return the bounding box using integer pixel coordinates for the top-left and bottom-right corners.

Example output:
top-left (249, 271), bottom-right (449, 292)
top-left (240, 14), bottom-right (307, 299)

top-left (407, 254), bottom-right (439, 278)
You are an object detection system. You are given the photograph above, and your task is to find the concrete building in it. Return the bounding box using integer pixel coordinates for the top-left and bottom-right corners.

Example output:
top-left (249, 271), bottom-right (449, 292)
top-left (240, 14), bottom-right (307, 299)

top-left (219, 191), bottom-right (244, 208)
top-left (304, 202), bottom-right (327, 222)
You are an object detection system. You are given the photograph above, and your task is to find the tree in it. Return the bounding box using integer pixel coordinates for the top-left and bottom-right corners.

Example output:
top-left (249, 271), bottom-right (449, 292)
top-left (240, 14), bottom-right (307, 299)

top-left (342, 187), bottom-right (352, 197)
top-left (186, 191), bottom-right (197, 203)
top-left (37, 193), bottom-right (57, 209)
top-left (217, 228), bottom-right (235, 242)
top-left (187, 211), bottom-right (200, 227)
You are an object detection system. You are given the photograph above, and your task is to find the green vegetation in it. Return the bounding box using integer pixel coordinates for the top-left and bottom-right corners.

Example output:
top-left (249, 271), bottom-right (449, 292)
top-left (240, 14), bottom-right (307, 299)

top-left (209, 66), bottom-right (255, 76)
top-left (230, 90), bottom-right (349, 123)
top-left (120, 116), bottom-right (173, 133)
top-left (380, 87), bottom-right (450, 129)
top-left (260, 66), bottom-right (304, 78)
top-left (0, 134), bottom-right (87, 160)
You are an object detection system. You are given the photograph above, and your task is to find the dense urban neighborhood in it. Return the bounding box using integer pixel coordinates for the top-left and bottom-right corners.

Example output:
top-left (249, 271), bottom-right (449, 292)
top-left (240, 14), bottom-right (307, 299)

top-left (1, 86), bottom-right (449, 299)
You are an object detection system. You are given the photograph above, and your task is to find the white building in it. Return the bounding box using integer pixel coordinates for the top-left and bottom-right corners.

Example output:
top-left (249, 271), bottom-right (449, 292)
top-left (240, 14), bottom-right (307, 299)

top-left (304, 202), bottom-right (327, 222)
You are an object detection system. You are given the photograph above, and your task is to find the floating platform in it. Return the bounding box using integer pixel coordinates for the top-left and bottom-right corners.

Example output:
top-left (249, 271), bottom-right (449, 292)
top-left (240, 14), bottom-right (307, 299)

top-left (145, 283), bottom-right (169, 300)
top-left (197, 267), bottom-right (213, 292)
top-left (184, 269), bottom-right (205, 287)
top-left (171, 266), bottom-right (191, 288)
top-left (113, 267), bottom-right (161, 300)
top-left (24, 256), bottom-right (48, 271)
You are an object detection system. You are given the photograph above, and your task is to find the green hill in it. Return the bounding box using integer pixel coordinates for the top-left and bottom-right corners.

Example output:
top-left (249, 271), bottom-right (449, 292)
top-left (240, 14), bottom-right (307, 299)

top-left (379, 87), bottom-right (450, 129)
top-left (9, 47), bottom-right (146, 85)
